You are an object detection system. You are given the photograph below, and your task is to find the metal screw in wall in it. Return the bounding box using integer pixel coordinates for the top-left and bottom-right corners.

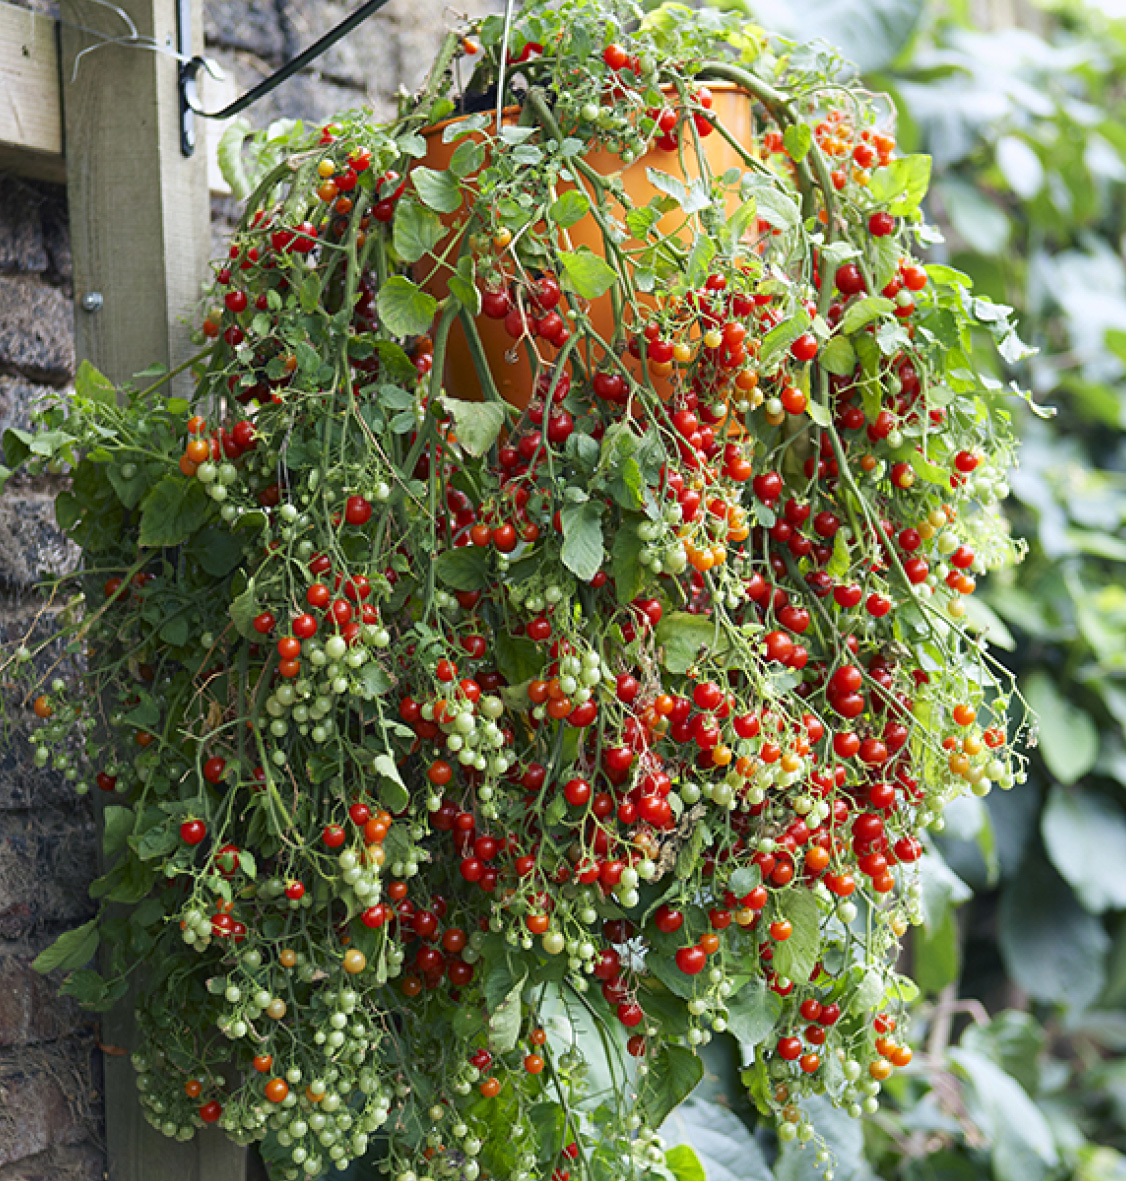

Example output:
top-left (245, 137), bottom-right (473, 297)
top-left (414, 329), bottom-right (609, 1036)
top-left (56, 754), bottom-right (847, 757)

top-left (81, 292), bottom-right (104, 312)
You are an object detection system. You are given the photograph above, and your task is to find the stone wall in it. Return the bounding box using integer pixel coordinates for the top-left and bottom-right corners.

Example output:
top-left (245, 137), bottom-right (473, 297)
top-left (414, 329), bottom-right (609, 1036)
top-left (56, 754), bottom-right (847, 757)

top-left (0, 1), bottom-right (497, 1176)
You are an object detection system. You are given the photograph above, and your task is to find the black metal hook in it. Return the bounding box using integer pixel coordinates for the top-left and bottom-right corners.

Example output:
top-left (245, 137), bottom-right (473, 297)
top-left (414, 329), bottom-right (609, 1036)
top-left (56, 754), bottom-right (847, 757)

top-left (178, 0), bottom-right (398, 156)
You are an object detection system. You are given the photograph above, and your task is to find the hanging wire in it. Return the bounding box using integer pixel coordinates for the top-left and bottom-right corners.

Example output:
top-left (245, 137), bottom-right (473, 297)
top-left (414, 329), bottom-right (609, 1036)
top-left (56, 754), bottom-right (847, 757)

top-left (495, 0), bottom-right (517, 133)
top-left (62, 0), bottom-right (199, 81)
top-left (181, 0), bottom-right (398, 120)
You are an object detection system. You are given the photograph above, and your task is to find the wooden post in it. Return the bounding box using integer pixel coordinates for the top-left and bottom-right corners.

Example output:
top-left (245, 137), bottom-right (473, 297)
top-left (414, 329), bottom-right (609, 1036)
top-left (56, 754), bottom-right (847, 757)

top-left (58, 2), bottom-right (249, 1178)
top-left (60, 0), bottom-right (211, 388)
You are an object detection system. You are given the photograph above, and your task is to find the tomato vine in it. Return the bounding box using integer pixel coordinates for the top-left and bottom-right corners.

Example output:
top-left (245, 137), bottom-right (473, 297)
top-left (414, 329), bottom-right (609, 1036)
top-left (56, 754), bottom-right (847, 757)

top-left (5, 1), bottom-right (1036, 1179)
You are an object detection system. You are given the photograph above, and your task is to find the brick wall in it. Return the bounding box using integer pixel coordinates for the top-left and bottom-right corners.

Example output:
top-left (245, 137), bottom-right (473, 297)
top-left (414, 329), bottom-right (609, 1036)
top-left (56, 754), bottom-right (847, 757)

top-left (0, 0), bottom-right (497, 1176)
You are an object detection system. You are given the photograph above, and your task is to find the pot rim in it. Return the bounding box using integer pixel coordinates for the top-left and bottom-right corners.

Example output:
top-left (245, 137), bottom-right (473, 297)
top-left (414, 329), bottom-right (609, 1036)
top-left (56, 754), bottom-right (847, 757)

top-left (421, 79), bottom-right (751, 140)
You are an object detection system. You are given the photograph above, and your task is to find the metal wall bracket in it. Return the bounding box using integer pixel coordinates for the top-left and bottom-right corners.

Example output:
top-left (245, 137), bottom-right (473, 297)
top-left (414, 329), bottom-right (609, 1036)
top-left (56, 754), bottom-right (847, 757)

top-left (176, 0), bottom-right (195, 155)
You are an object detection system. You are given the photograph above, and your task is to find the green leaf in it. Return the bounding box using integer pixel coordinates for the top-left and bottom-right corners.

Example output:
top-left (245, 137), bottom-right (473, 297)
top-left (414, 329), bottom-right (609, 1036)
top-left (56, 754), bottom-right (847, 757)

top-left (229, 585), bottom-right (260, 640)
top-left (655, 612), bottom-right (724, 675)
top-left (664, 1145), bottom-right (706, 1181)
top-left (999, 856), bottom-right (1108, 1011)
top-left (724, 978), bottom-right (781, 1047)
top-left (495, 633), bottom-right (542, 685)
top-left (560, 248), bottom-right (617, 300)
top-left (868, 154), bottom-right (932, 216)
top-left (915, 906), bottom-right (962, 995)
top-left (783, 123), bottom-right (813, 162)
top-left (549, 190), bottom-right (591, 229)
top-left (819, 335), bottom-right (856, 376)
top-left (560, 501), bottom-right (605, 582)
top-left (759, 308), bottom-right (811, 370)
top-left (188, 528), bottom-right (244, 577)
top-left (638, 1044), bottom-right (704, 1128)
top-left (948, 1048), bottom-right (1059, 1181)
top-left (372, 753), bottom-right (409, 813)
top-left (434, 546), bottom-right (491, 592)
top-left (489, 972), bottom-right (526, 1053)
top-left (102, 806), bottom-right (133, 858)
top-left (1023, 670), bottom-right (1098, 785)
top-left (393, 200), bottom-right (446, 264)
top-left (662, 1099), bottom-right (772, 1181)
top-left (376, 277), bottom-right (438, 338)
top-left (442, 397), bottom-right (506, 457)
top-left (138, 477), bottom-right (211, 548)
top-left (743, 176), bottom-right (800, 233)
top-left (1042, 786), bottom-right (1126, 913)
top-left (59, 967), bottom-right (111, 1008)
top-left (772, 889), bottom-right (821, 984)
top-left (448, 138), bottom-right (485, 179)
top-left (827, 530), bottom-right (851, 579)
top-left (411, 166), bottom-right (462, 214)
top-left (75, 359), bottom-right (116, 405)
top-left (216, 118), bottom-right (253, 199)
top-left (32, 919), bottom-right (99, 974)
top-left (611, 518), bottom-right (646, 604)
top-left (448, 257), bottom-right (481, 315)
top-left (839, 296), bottom-right (896, 334)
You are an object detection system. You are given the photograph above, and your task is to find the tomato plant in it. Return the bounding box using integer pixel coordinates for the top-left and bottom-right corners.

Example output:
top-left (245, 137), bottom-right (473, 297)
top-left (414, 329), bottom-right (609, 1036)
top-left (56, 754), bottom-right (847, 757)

top-left (4, 1), bottom-right (1037, 1178)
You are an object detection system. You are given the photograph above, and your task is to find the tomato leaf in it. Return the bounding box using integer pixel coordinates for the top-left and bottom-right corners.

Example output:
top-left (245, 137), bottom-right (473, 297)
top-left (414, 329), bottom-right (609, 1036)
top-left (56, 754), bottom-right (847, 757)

top-left (447, 257), bottom-right (481, 315)
top-left (442, 396), bottom-right (506, 457)
top-left (819, 335), bottom-right (856, 376)
top-left (783, 122), bottom-right (812, 163)
top-left (1042, 785), bottom-right (1126, 913)
top-left (743, 175), bottom-right (801, 233)
top-left (411, 166), bottom-right (463, 213)
top-left (560, 247), bottom-right (618, 300)
top-left (656, 612), bottom-right (725, 675)
top-left (102, 806), bottom-right (133, 858)
top-left (723, 979), bottom-right (781, 1047)
top-left (664, 1145), bottom-right (706, 1181)
top-left (561, 501), bottom-right (605, 582)
top-left (488, 972), bottom-right (526, 1053)
top-left (75, 359), bottom-right (116, 405)
top-left (138, 477), bottom-right (211, 548)
top-left (32, 918), bottom-right (100, 975)
top-left (868, 154), bottom-right (932, 216)
top-left (611, 517), bottom-right (647, 604)
top-left (393, 199), bottom-right (446, 264)
top-left (771, 890), bottom-right (821, 984)
top-left (549, 190), bottom-right (591, 229)
top-left (433, 547), bottom-right (491, 592)
top-left (638, 1044), bottom-right (704, 1128)
top-left (840, 296), bottom-right (896, 335)
top-left (448, 138), bottom-right (485, 179)
top-left (376, 276), bottom-right (438, 338)
top-left (372, 753), bottom-right (410, 814)
top-left (228, 584), bottom-right (260, 640)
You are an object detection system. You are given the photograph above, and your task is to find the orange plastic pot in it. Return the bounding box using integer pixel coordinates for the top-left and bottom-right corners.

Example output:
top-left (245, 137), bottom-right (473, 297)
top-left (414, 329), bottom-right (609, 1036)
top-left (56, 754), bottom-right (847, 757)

top-left (417, 84), bottom-right (756, 409)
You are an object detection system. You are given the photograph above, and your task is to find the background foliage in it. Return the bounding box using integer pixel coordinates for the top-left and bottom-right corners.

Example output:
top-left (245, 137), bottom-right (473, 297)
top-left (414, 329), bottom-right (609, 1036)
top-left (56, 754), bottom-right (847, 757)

top-left (642, 0), bottom-right (1126, 1178)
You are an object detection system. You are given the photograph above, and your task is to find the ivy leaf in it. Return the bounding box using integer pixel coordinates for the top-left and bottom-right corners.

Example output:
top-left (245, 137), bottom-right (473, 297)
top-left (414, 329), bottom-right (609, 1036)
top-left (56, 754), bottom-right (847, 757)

top-left (138, 477), bottom-right (211, 548)
top-left (723, 979), bottom-right (781, 1047)
top-left (561, 501), bottom-right (605, 581)
top-left (638, 1045), bottom-right (704, 1128)
top-left (376, 277), bottom-right (438, 338)
top-left (783, 123), bottom-right (813, 162)
top-left (819, 335), bottom-right (856, 376)
top-left (434, 547), bottom-right (491, 592)
top-left (1042, 785), bottom-right (1126, 913)
top-left (560, 248), bottom-right (618, 299)
top-left (868, 154), bottom-right (932, 216)
top-left (393, 200), bottom-right (446, 264)
top-left (411, 166), bottom-right (462, 214)
top-left (442, 397), bottom-right (506, 457)
top-left (1023, 670), bottom-right (1098, 785)
top-left (32, 919), bottom-right (100, 974)
top-left (839, 296), bottom-right (896, 334)
top-left (771, 890), bottom-right (821, 984)
top-left (549, 190), bottom-right (591, 229)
